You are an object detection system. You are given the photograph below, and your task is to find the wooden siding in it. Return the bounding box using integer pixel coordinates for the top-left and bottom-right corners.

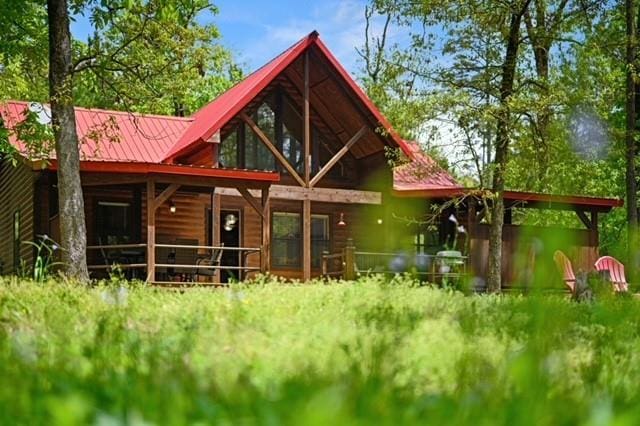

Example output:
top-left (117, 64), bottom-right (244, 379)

top-left (0, 160), bottom-right (37, 274)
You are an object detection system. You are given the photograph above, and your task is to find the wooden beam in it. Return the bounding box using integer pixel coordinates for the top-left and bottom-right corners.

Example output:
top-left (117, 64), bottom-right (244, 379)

top-left (575, 210), bottom-right (593, 230)
top-left (309, 125), bottom-right (367, 188)
top-left (304, 50), bottom-right (311, 186)
top-left (240, 112), bottom-right (306, 187)
top-left (81, 173), bottom-right (147, 187)
top-left (237, 186), bottom-right (264, 218)
top-left (146, 179), bottom-right (156, 282)
top-left (261, 187), bottom-right (270, 273)
top-left (154, 183), bottom-right (180, 211)
top-left (215, 185), bottom-right (382, 204)
top-left (303, 198), bottom-right (311, 281)
top-left (149, 173), bottom-right (272, 190)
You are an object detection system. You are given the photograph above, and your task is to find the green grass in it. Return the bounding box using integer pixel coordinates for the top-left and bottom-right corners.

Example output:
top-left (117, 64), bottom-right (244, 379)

top-left (1, 275), bottom-right (640, 425)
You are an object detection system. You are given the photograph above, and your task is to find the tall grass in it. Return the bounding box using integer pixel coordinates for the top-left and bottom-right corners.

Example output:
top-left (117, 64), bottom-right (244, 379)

top-left (1, 276), bottom-right (640, 425)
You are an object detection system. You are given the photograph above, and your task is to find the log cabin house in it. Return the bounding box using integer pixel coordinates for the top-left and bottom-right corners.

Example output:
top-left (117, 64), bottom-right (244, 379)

top-left (0, 31), bottom-right (623, 287)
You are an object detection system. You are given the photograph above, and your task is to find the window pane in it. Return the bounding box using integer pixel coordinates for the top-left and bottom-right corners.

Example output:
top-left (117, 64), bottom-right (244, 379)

top-left (219, 131), bottom-right (238, 168)
top-left (281, 97), bottom-right (303, 174)
top-left (97, 202), bottom-right (131, 245)
top-left (245, 103), bottom-right (276, 171)
top-left (311, 215), bottom-right (330, 268)
top-left (272, 212), bottom-right (301, 268)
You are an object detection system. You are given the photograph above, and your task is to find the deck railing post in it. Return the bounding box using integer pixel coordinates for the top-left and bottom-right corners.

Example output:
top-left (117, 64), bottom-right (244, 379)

top-left (322, 250), bottom-right (329, 277)
top-left (344, 238), bottom-right (356, 281)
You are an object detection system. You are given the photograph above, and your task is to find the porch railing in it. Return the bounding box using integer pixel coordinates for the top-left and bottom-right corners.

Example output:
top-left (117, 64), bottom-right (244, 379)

top-left (86, 242), bottom-right (262, 285)
top-left (87, 243), bottom-right (147, 279)
top-left (152, 243), bottom-right (261, 286)
top-left (321, 239), bottom-right (468, 283)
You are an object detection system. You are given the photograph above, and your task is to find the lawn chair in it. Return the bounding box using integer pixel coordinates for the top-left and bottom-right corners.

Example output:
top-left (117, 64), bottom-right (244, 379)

top-left (553, 250), bottom-right (576, 293)
top-left (594, 256), bottom-right (629, 292)
top-left (196, 243), bottom-right (224, 282)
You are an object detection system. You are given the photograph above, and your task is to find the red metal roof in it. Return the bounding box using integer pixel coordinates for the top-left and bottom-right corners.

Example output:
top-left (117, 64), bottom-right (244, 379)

top-left (393, 140), bottom-right (461, 191)
top-left (163, 30), bottom-right (414, 162)
top-left (1, 101), bottom-right (192, 163)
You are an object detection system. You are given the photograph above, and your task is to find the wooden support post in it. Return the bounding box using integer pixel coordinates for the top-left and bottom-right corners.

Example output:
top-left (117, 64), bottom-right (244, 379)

top-left (344, 238), bottom-right (356, 281)
top-left (322, 250), bottom-right (329, 277)
top-left (213, 193), bottom-right (221, 248)
top-left (261, 187), bottom-right (270, 273)
top-left (146, 179), bottom-right (156, 282)
top-left (304, 50), bottom-right (311, 186)
top-left (303, 198), bottom-right (311, 281)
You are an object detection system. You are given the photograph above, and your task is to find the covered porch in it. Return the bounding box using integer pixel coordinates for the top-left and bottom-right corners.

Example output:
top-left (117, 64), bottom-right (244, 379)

top-left (45, 161), bottom-right (279, 285)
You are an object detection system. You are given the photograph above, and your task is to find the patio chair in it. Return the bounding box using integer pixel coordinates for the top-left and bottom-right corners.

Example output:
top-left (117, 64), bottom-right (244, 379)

top-left (196, 243), bottom-right (224, 282)
top-left (594, 256), bottom-right (629, 292)
top-left (173, 238), bottom-right (199, 281)
top-left (553, 250), bottom-right (576, 293)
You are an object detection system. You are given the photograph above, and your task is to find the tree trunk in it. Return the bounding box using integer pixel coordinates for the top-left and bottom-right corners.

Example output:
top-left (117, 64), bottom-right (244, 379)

top-left (487, 4), bottom-right (529, 292)
top-left (627, 0), bottom-right (639, 266)
top-left (48, 0), bottom-right (89, 281)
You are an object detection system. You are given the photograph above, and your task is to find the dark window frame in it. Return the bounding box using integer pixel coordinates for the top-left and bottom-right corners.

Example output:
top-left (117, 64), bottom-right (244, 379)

top-left (270, 210), bottom-right (332, 270)
top-left (94, 199), bottom-right (134, 245)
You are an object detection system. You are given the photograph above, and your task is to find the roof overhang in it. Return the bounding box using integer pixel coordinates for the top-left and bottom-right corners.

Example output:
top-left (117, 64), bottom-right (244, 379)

top-left (42, 160), bottom-right (280, 188)
top-left (393, 187), bottom-right (623, 212)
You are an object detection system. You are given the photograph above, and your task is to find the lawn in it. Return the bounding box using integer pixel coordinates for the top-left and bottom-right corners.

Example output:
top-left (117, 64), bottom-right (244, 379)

top-left (1, 276), bottom-right (640, 425)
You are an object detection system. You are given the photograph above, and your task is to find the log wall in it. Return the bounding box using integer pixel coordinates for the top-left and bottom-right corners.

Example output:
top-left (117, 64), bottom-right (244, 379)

top-left (0, 160), bottom-right (37, 274)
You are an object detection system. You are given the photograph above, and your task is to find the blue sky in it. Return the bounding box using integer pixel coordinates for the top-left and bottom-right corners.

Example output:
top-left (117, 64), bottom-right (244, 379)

top-left (71, 0), bottom-right (384, 76)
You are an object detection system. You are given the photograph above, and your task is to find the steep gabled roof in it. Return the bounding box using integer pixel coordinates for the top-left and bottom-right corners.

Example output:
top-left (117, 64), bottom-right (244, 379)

top-left (163, 30), bottom-right (414, 162)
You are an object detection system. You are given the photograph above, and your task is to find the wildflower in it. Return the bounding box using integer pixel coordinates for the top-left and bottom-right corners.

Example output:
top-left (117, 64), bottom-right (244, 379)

top-left (448, 214), bottom-right (458, 224)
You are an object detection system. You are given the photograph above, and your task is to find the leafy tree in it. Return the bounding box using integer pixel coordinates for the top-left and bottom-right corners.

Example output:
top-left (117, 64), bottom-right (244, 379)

top-left (1, 0), bottom-right (240, 279)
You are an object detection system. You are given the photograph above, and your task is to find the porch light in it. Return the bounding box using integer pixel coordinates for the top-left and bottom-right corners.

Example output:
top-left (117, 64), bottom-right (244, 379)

top-left (169, 202), bottom-right (176, 214)
top-left (377, 218), bottom-right (383, 225)
top-left (224, 213), bottom-right (238, 231)
top-left (338, 212), bottom-right (346, 227)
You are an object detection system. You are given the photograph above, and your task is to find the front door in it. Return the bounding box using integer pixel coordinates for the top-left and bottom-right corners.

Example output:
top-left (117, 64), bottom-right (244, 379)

top-left (220, 209), bottom-right (241, 283)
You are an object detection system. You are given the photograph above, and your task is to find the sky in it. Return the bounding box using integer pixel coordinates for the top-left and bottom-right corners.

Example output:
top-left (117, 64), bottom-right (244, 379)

top-left (71, 0), bottom-right (381, 77)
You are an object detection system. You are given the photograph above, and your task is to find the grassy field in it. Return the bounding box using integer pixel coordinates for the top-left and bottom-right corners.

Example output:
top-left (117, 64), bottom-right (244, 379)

top-left (1, 276), bottom-right (640, 425)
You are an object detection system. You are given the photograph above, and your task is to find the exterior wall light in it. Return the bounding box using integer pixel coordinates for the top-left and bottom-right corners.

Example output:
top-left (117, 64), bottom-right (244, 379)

top-left (338, 212), bottom-right (346, 227)
top-left (169, 202), bottom-right (177, 214)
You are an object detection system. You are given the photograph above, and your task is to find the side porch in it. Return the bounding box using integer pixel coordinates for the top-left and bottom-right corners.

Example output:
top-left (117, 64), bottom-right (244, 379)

top-left (40, 163), bottom-right (278, 285)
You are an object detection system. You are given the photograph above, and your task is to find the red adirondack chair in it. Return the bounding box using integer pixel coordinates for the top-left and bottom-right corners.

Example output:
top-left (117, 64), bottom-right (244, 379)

top-left (553, 250), bottom-right (576, 293)
top-left (594, 256), bottom-right (629, 292)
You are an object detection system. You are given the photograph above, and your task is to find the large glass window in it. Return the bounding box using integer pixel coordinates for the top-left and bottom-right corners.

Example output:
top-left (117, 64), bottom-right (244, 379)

top-left (311, 214), bottom-right (330, 268)
top-left (245, 104), bottom-right (276, 171)
top-left (219, 131), bottom-right (238, 168)
top-left (272, 212), bottom-right (301, 268)
top-left (96, 201), bottom-right (132, 245)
